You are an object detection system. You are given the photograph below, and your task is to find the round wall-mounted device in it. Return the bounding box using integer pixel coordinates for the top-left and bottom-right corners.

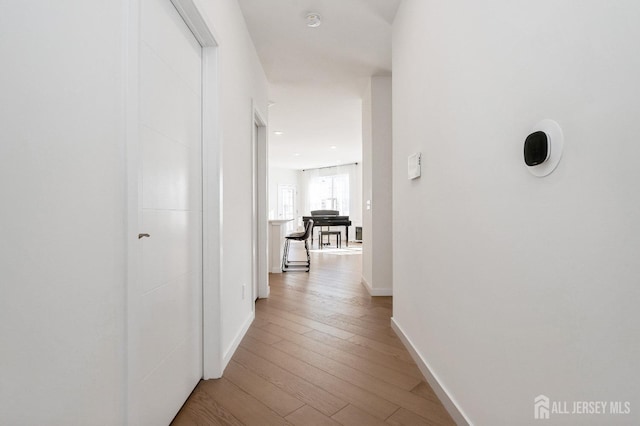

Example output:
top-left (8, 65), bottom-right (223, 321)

top-left (524, 119), bottom-right (563, 177)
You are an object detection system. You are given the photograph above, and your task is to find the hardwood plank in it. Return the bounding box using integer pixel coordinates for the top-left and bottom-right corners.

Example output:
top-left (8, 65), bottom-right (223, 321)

top-left (331, 404), bottom-right (387, 426)
top-left (233, 346), bottom-right (347, 416)
top-left (252, 316), bottom-right (272, 329)
top-left (177, 249), bottom-right (454, 425)
top-left (277, 306), bottom-right (404, 348)
top-left (264, 295), bottom-right (370, 326)
top-left (241, 335), bottom-right (399, 420)
top-left (327, 311), bottom-right (393, 332)
top-left (256, 310), bottom-right (314, 334)
top-left (344, 311), bottom-right (393, 327)
top-left (259, 323), bottom-right (421, 390)
top-left (411, 381), bottom-right (442, 403)
top-left (268, 288), bottom-right (372, 318)
top-left (245, 325), bottom-right (284, 345)
top-left (347, 334), bottom-right (415, 363)
top-left (269, 339), bottom-right (451, 423)
top-left (304, 330), bottom-right (424, 380)
top-left (273, 279), bottom-right (387, 307)
top-left (285, 405), bottom-right (341, 426)
top-left (385, 407), bottom-right (449, 426)
top-left (361, 306), bottom-right (393, 318)
top-left (258, 304), bottom-right (355, 340)
top-left (224, 360), bottom-right (305, 417)
top-left (270, 282), bottom-right (376, 307)
top-left (198, 378), bottom-right (292, 425)
top-left (271, 272), bottom-right (367, 294)
top-left (291, 303), bottom-right (388, 329)
top-left (271, 275), bottom-right (367, 293)
top-left (171, 382), bottom-right (243, 426)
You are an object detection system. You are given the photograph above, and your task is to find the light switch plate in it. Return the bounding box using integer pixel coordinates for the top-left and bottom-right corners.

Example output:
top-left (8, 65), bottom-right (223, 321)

top-left (408, 152), bottom-right (421, 179)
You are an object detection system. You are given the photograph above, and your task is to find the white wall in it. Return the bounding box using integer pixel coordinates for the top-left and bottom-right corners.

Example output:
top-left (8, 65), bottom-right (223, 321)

top-left (393, 1), bottom-right (640, 424)
top-left (0, 0), bottom-right (268, 422)
top-left (0, 2), bottom-right (127, 424)
top-left (268, 167), bottom-right (299, 223)
top-left (195, 0), bottom-right (269, 366)
top-left (362, 76), bottom-right (393, 295)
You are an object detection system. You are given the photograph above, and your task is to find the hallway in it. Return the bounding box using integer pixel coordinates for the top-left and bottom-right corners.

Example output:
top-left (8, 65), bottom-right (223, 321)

top-left (172, 249), bottom-right (454, 425)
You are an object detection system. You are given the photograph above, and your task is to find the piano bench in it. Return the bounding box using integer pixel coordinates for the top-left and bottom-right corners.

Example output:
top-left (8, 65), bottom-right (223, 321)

top-left (319, 230), bottom-right (341, 249)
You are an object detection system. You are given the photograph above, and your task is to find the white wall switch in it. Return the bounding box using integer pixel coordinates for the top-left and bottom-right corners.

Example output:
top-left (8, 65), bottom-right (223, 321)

top-left (408, 152), bottom-right (421, 179)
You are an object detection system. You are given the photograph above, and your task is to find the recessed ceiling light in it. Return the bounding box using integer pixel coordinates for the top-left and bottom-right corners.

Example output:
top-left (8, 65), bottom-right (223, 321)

top-left (330, 145), bottom-right (337, 149)
top-left (273, 131), bottom-right (284, 135)
top-left (293, 153), bottom-right (301, 157)
top-left (306, 13), bottom-right (321, 28)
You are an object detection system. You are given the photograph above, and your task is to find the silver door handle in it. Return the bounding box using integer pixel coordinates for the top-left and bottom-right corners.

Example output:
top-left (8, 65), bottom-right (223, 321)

top-left (138, 233), bottom-right (150, 239)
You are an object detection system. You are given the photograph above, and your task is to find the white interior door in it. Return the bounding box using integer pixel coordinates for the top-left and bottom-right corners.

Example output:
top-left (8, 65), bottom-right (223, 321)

top-left (130, 0), bottom-right (203, 423)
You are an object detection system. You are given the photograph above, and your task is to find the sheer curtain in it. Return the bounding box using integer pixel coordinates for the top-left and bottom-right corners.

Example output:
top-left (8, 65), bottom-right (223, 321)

top-left (308, 174), bottom-right (349, 213)
top-left (299, 163), bottom-right (362, 240)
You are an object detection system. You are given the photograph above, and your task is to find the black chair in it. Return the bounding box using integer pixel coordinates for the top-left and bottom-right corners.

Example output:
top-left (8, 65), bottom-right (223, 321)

top-left (282, 219), bottom-right (314, 272)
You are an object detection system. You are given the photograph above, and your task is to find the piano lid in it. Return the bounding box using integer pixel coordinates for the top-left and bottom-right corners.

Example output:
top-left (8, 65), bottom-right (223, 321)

top-left (310, 210), bottom-right (339, 216)
top-left (303, 215), bottom-right (349, 220)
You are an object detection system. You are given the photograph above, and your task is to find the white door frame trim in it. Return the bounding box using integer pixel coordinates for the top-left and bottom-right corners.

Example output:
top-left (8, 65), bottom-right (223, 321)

top-left (201, 41), bottom-right (223, 379)
top-left (169, 0), bottom-right (224, 381)
top-left (253, 103), bottom-right (269, 300)
top-left (124, 0), bottom-right (141, 421)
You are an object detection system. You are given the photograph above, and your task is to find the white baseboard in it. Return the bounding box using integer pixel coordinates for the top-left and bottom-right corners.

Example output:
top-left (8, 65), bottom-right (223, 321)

top-left (390, 317), bottom-right (471, 426)
top-left (222, 311), bottom-right (255, 372)
top-left (360, 276), bottom-right (393, 296)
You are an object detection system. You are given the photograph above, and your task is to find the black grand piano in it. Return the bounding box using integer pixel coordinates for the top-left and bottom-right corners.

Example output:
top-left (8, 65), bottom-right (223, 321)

top-left (303, 210), bottom-right (352, 248)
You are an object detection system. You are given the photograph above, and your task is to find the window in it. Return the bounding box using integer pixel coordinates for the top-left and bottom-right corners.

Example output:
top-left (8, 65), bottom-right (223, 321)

top-left (277, 184), bottom-right (297, 232)
top-left (309, 174), bottom-right (350, 215)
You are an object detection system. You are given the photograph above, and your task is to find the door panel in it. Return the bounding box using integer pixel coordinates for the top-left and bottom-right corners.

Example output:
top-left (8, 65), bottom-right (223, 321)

top-left (130, 0), bottom-right (203, 424)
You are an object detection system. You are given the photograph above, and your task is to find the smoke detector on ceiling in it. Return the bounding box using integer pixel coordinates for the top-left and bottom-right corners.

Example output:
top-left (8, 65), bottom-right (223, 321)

top-left (306, 13), bottom-right (321, 28)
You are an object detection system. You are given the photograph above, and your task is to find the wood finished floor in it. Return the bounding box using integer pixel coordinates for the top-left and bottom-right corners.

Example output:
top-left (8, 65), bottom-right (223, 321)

top-left (172, 244), bottom-right (454, 425)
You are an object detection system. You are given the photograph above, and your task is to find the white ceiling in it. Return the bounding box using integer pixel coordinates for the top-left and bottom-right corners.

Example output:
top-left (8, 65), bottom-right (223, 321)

top-left (237, 0), bottom-right (401, 170)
